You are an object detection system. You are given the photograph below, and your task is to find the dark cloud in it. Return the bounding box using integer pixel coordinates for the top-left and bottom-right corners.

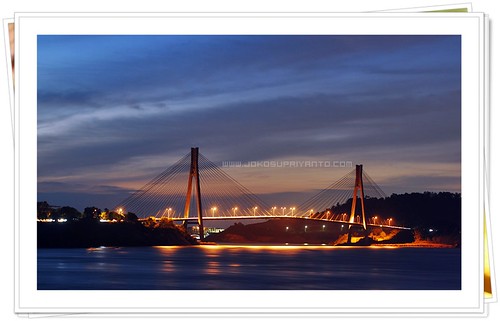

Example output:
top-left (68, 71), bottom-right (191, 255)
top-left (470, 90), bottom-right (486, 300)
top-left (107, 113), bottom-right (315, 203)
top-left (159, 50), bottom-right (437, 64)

top-left (37, 35), bottom-right (461, 208)
top-left (38, 89), bottom-right (102, 107)
top-left (382, 175), bottom-right (461, 194)
top-left (38, 181), bottom-right (132, 195)
top-left (37, 87), bottom-right (460, 179)
top-left (37, 35), bottom-right (460, 112)
top-left (38, 181), bottom-right (134, 211)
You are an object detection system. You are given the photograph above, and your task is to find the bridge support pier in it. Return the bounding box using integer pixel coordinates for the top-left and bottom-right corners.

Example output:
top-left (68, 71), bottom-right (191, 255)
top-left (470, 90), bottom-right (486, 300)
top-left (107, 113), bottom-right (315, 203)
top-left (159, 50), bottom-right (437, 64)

top-left (183, 147), bottom-right (204, 241)
top-left (347, 164), bottom-right (367, 244)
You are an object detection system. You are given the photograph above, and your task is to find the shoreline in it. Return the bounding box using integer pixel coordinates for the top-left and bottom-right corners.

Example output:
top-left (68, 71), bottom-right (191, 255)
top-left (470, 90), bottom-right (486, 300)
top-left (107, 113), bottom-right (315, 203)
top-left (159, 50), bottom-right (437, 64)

top-left (38, 242), bottom-right (459, 249)
top-left (369, 242), bottom-right (457, 248)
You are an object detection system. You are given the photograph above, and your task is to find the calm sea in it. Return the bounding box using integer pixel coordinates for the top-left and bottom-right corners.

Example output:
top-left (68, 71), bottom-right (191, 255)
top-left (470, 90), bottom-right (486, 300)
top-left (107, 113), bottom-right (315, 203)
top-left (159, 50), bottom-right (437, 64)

top-left (37, 245), bottom-right (460, 290)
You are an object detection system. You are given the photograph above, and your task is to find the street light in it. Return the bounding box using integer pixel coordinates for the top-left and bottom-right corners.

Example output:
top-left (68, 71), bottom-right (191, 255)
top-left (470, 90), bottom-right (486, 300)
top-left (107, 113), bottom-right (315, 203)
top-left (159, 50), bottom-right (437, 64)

top-left (309, 209), bottom-right (314, 217)
top-left (281, 207), bottom-right (286, 215)
top-left (253, 206), bottom-right (258, 216)
top-left (304, 225), bottom-right (308, 232)
top-left (374, 216), bottom-right (378, 224)
top-left (322, 225), bottom-right (326, 231)
top-left (326, 210), bottom-right (331, 220)
top-left (232, 207), bottom-right (238, 216)
top-left (388, 218), bottom-right (393, 226)
top-left (272, 206), bottom-right (277, 215)
top-left (168, 208), bottom-right (172, 218)
top-left (286, 226), bottom-right (289, 232)
top-left (211, 207), bottom-right (217, 216)
top-left (291, 207), bottom-right (296, 216)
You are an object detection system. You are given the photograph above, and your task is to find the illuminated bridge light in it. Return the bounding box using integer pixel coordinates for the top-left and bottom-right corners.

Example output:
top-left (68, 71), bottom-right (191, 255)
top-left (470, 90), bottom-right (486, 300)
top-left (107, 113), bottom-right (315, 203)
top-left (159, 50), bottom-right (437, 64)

top-left (114, 149), bottom-right (408, 240)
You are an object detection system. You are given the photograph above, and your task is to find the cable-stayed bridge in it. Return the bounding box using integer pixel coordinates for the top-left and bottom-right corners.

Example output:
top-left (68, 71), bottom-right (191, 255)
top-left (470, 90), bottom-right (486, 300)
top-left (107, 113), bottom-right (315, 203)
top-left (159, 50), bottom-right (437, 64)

top-left (116, 148), bottom-right (410, 241)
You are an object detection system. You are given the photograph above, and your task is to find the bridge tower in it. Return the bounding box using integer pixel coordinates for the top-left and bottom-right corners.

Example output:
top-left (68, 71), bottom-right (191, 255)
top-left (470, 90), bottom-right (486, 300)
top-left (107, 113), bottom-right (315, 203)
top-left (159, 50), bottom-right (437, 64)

top-left (347, 164), bottom-right (367, 243)
top-left (183, 147), bottom-right (204, 241)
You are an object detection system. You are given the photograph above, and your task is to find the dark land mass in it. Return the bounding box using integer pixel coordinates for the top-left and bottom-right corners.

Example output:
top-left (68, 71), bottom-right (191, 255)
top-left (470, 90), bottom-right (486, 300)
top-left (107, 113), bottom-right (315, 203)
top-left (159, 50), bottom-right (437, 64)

top-left (38, 192), bottom-right (460, 247)
top-left (330, 191), bottom-right (461, 235)
top-left (206, 192), bottom-right (461, 247)
top-left (37, 220), bottom-right (197, 248)
top-left (205, 219), bottom-right (416, 246)
top-left (206, 219), bottom-right (346, 244)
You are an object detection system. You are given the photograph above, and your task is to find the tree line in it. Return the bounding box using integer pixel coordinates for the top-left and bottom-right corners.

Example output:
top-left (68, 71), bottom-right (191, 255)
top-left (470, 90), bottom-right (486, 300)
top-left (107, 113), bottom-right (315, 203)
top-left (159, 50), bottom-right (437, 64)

top-left (37, 201), bottom-right (138, 222)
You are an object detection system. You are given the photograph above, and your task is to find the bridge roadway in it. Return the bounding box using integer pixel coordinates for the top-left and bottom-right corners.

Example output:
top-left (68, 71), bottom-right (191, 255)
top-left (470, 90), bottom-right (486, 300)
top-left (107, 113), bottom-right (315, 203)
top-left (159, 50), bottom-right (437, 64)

top-left (140, 215), bottom-right (411, 230)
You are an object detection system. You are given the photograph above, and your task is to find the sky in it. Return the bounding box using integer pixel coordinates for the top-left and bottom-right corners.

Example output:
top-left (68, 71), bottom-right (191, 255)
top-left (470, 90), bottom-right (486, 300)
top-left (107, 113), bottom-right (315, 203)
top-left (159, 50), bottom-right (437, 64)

top-left (37, 35), bottom-right (461, 212)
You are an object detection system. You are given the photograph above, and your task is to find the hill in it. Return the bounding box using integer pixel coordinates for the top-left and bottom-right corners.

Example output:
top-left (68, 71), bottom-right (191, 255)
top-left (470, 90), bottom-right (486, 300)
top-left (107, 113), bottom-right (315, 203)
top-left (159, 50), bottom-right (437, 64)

top-left (37, 219), bottom-right (197, 248)
top-left (206, 192), bottom-right (461, 246)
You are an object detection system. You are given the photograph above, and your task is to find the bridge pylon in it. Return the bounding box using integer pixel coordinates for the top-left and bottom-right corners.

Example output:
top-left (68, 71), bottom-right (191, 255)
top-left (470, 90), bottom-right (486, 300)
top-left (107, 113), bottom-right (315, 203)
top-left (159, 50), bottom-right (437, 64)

top-left (347, 164), bottom-right (367, 244)
top-left (183, 147), bottom-right (204, 241)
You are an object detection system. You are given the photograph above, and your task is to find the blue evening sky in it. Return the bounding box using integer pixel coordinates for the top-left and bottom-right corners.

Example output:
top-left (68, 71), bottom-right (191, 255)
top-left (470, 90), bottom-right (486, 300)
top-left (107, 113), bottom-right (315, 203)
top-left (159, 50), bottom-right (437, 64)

top-left (37, 35), bottom-right (461, 211)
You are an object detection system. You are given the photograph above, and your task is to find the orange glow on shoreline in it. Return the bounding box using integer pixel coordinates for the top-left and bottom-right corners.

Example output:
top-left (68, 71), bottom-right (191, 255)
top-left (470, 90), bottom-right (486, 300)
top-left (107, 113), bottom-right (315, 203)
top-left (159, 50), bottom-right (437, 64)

top-left (196, 244), bottom-right (406, 251)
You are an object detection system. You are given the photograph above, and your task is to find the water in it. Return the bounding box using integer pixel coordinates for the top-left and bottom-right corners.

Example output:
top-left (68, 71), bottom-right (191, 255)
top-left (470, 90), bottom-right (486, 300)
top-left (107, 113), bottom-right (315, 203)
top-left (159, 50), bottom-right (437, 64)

top-left (38, 245), bottom-right (460, 290)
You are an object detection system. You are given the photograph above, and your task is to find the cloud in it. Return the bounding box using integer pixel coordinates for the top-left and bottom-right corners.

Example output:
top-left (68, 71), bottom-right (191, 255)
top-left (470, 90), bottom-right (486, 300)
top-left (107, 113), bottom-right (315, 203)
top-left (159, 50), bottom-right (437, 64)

top-left (382, 175), bottom-right (461, 194)
top-left (37, 35), bottom-right (461, 208)
top-left (38, 87), bottom-right (459, 171)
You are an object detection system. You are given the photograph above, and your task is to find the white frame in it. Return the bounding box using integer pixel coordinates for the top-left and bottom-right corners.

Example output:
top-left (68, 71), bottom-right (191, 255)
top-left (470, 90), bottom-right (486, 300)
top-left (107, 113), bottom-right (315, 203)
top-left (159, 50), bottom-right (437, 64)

top-left (15, 12), bottom-right (484, 315)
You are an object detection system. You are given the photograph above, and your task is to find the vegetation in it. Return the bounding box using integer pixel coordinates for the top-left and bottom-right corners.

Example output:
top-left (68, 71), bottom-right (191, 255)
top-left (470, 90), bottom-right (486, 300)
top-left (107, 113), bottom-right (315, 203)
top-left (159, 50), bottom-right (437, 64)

top-left (37, 202), bottom-right (197, 248)
top-left (330, 192), bottom-right (461, 245)
top-left (37, 191), bottom-right (460, 247)
top-left (207, 192), bottom-right (461, 247)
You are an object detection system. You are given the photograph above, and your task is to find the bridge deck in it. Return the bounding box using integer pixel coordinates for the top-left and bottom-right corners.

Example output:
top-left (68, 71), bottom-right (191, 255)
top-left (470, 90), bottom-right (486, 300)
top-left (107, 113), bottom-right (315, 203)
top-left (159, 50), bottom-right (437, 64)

top-left (140, 215), bottom-right (411, 230)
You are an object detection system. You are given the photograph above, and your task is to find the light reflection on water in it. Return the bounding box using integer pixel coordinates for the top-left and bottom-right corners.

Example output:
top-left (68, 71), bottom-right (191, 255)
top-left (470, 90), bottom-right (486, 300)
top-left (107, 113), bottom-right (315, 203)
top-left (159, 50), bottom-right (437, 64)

top-left (38, 245), bottom-right (460, 290)
top-left (161, 260), bottom-right (175, 273)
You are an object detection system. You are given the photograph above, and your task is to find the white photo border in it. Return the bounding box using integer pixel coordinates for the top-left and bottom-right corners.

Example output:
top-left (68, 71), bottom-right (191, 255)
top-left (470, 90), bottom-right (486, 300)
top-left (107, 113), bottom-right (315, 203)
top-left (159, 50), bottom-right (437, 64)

top-left (15, 12), bottom-right (484, 315)
top-left (484, 14), bottom-right (497, 303)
